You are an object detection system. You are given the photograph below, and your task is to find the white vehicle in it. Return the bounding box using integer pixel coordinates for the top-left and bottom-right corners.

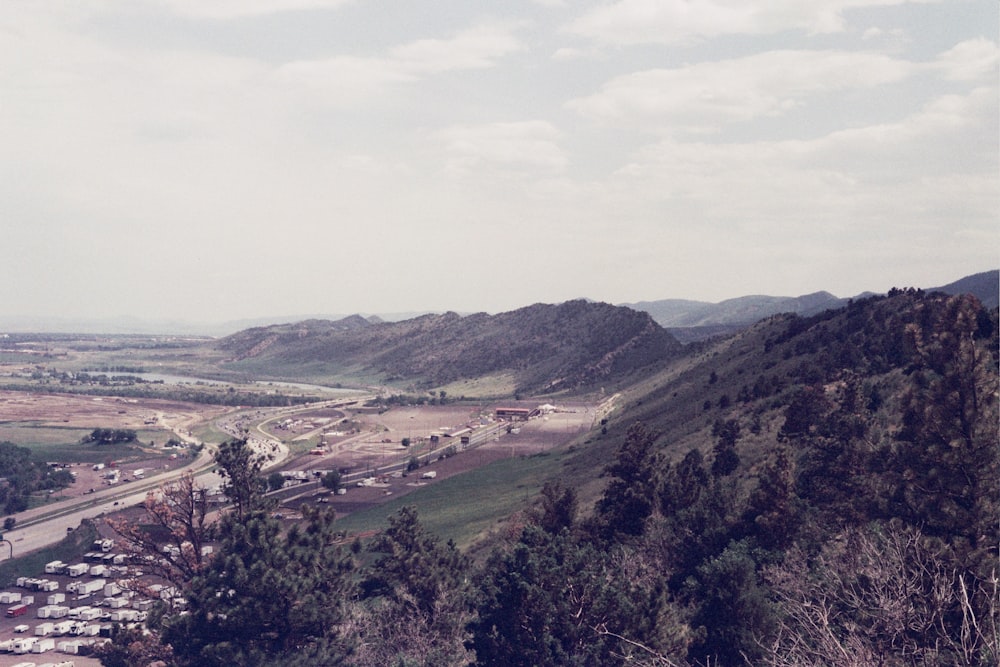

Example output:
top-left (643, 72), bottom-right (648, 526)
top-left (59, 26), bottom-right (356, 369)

top-left (53, 620), bottom-right (75, 635)
top-left (66, 564), bottom-right (88, 578)
top-left (12, 636), bottom-right (37, 653)
top-left (44, 560), bottom-right (66, 575)
top-left (421, 470), bottom-right (437, 479)
top-left (30, 636), bottom-right (55, 652)
top-left (78, 607), bottom-right (101, 621)
top-left (13, 624), bottom-right (28, 633)
top-left (78, 579), bottom-right (106, 595)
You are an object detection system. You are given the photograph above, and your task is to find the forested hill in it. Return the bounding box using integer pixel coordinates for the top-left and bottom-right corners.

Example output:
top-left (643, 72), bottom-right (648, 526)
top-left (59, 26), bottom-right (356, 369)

top-left (216, 300), bottom-right (683, 394)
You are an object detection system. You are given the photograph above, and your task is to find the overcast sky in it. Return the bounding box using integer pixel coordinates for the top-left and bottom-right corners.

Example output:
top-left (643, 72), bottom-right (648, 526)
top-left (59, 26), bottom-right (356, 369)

top-left (2, 0), bottom-right (997, 324)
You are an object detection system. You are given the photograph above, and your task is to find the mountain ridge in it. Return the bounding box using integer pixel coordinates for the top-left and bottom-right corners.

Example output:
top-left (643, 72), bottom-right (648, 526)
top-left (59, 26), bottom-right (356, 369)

top-left (217, 300), bottom-right (683, 395)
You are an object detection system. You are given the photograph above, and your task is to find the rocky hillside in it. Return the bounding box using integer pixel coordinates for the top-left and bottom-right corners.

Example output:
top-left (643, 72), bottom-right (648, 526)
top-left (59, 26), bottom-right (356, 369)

top-left (216, 300), bottom-right (683, 394)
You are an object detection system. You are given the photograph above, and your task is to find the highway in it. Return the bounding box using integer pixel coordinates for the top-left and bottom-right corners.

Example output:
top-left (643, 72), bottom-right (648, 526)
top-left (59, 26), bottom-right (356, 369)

top-left (0, 397), bottom-right (368, 559)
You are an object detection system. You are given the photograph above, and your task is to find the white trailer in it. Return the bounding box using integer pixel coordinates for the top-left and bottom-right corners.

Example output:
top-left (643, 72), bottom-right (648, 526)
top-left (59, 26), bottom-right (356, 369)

top-left (48, 606), bottom-right (70, 619)
top-left (0, 591), bottom-right (22, 604)
top-left (45, 560), bottom-right (66, 575)
top-left (89, 564), bottom-right (106, 577)
top-left (58, 638), bottom-right (83, 653)
top-left (102, 583), bottom-right (120, 597)
top-left (77, 579), bottom-right (105, 596)
top-left (47, 594), bottom-right (65, 606)
top-left (66, 564), bottom-right (88, 578)
top-left (11, 636), bottom-right (36, 653)
top-left (110, 609), bottom-right (140, 622)
top-left (53, 620), bottom-right (75, 636)
top-left (77, 608), bottom-right (101, 621)
top-left (35, 621), bottom-right (55, 635)
top-left (30, 636), bottom-right (55, 653)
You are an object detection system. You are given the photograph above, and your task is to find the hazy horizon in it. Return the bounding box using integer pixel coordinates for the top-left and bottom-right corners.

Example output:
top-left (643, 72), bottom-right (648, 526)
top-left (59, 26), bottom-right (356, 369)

top-left (1, 266), bottom-right (994, 336)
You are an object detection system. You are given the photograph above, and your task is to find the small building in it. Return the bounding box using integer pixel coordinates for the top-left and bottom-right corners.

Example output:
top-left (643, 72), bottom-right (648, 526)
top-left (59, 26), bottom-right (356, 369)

top-left (495, 407), bottom-right (538, 421)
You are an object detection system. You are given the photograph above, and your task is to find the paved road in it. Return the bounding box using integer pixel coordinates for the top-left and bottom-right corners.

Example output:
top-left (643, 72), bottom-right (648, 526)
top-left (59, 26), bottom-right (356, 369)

top-left (1, 394), bottom-right (370, 558)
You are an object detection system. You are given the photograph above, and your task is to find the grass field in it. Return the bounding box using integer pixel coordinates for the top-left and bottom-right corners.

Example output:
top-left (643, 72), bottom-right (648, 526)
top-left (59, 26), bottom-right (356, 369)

top-left (331, 449), bottom-right (570, 549)
top-left (189, 421), bottom-right (232, 445)
top-left (0, 521), bottom-right (99, 586)
top-left (0, 424), bottom-right (173, 463)
top-left (438, 373), bottom-right (518, 400)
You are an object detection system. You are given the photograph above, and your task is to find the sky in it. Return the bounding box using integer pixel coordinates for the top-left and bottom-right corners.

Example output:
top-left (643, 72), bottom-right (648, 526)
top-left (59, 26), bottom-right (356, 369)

top-left (2, 0), bottom-right (997, 325)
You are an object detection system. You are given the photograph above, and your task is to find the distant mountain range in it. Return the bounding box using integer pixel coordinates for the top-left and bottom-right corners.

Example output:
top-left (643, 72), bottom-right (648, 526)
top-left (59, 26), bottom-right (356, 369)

top-left (625, 270), bottom-right (998, 342)
top-left (1, 270), bottom-right (994, 337)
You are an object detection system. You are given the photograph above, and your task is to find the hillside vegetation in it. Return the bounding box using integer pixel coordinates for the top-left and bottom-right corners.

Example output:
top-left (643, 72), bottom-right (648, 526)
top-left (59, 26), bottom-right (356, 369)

top-left (217, 300), bottom-right (682, 394)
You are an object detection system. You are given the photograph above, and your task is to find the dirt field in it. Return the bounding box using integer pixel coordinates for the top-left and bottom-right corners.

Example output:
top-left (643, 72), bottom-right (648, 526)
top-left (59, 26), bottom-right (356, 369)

top-left (0, 390), bottom-right (229, 504)
top-left (0, 390), bottom-right (229, 432)
top-left (282, 402), bottom-right (598, 519)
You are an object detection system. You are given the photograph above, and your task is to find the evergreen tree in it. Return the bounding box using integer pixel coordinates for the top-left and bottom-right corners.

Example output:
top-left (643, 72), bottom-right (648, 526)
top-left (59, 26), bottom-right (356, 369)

top-left (594, 423), bottom-right (660, 538)
top-left (353, 506), bottom-right (473, 666)
top-left (710, 419), bottom-right (741, 478)
top-left (164, 506), bottom-right (356, 667)
top-left (535, 480), bottom-right (578, 535)
top-left (878, 295), bottom-right (999, 554)
top-left (472, 525), bottom-right (660, 666)
top-left (686, 540), bottom-right (776, 666)
top-left (215, 438), bottom-right (271, 520)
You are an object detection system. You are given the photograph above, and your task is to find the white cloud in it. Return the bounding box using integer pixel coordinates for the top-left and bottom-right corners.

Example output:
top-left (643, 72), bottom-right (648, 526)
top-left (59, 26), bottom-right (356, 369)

top-left (153, 0), bottom-right (355, 20)
top-left (389, 23), bottom-right (525, 74)
top-left (552, 47), bottom-right (590, 61)
top-left (566, 0), bottom-right (935, 45)
top-left (277, 23), bottom-right (523, 105)
top-left (597, 84), bottom-right (997, 235)
top-left (277, 55), bottom-right (417, 103)
top-left (567, 50), bottom-right (913, 132)
top-left (933, 38), bottom-right (1000, 81)
top-left (433, 121), bottom-right (568, 173)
